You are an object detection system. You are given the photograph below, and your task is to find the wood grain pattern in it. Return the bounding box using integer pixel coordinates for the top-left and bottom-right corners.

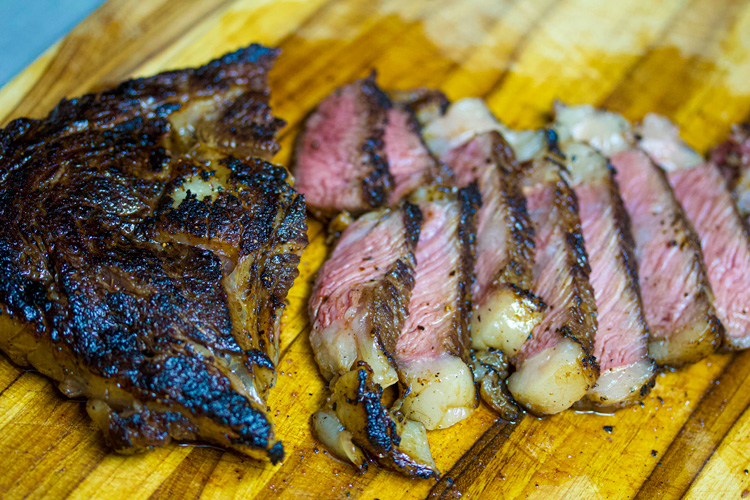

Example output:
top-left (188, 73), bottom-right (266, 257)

top-left (1, 0), bottom-right (750, 498)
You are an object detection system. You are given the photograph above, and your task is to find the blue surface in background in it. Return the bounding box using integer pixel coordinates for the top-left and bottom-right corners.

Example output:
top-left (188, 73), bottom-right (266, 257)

top-left (0, 0), bottom-right (106, 86)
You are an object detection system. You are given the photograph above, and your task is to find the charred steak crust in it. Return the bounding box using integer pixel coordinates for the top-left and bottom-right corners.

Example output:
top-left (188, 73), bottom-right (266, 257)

top-left (0, 45), bottom-right (307, 462)
top-left (293, 73), bottom-right (393, 218)
top-left (368, 202), bottom-right (423, 361)
top-left (455, 183), bottom-right (481, 359)
top-left (492, 133), bottom-right (537, 291)
top-left (546, 160), bottom-right (599, 373)
top-left (359, 75), bottom-right (394, 208)
top-left (350, 363), bottom-right (438, 479)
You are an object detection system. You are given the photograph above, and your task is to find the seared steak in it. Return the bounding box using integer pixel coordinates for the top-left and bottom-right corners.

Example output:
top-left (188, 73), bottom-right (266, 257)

top-left (294, 74), bottom-right (392, 218)
top-left (550, 118), bottom-right (655, 409)
top-left (384, 103), bottom-right (452, 203)
top-left (308, 203), bottom-right (439, 477)
top-left (441, 131), bottom-right (545, 417)
top-left (0, 45), bottom-right (308, 462)
top-left (510, 155), bottom-right (600, 415)
top-left (396, 187), bottom-right (480, 430)
top-left (556, 105), bottom-right (721, 365)
top-left (711, 123), bottom-right (750, 222)
top-left (638, 115), bottom-right (750, 350)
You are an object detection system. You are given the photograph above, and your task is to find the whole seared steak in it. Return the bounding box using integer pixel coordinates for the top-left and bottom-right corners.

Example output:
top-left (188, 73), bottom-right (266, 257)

top-left (0, 45), bottom-right (308, 463)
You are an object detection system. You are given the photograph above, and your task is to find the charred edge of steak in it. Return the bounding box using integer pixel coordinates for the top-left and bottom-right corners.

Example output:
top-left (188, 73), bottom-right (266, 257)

top-left (388, 88), bottom-right (450, 127)
top-left (13, 44), bottom-right (283, 145)
top-left (491, 132), bottom-right (537, 291)
top-left (552, 172), bottom-right (600, 375)
top-left (397, 102), bottom-right (455, 189)
top-left (369, 202), bottom-right (422, 361)
top-left (454, 184), bottom-right (481, 359)
top-left (360, 74), bottom-right (394, 209)
top-left (401, 200), bottom-right (424, 252)
top-left (332, 362), bottom-right (439, 478)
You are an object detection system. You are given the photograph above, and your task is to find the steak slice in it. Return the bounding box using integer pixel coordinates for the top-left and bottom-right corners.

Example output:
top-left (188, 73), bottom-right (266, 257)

top-left (509, 156), bottom-right (600, 415)
top-left (294, 74), bottom-right (392, 218)
top-left (384, 102), bottom-right (452, 203)
top-left (308, 203), bottom-right (439, 477)
top-left (549, 124), bottom-right (655, 409)
top-left (441, 132), bottom-right (545, 418)
top-left (638, 115), bottom-right (750, 350)
top-left (395, 187), bottom-right (480, 430)
top-left (555, 105), bottom-right (721, 365)
top-left (0, 45), bottom-right (308, 462)
top-left (711, 123), bottom-right (750, 222)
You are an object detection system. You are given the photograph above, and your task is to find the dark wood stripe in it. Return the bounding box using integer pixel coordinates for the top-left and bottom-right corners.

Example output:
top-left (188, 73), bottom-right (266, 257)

top-left (0, 371), bottom-right (23, 398)
top-left (634, 351), bottom-right (750, 499)
top-left (428, 418), bottom-right (522, 499)
top-left (147, 447), bottom-right (224, 500)
top-left (600, 0), bottom-right (742, 118)
top-left (596, 0), bottom-right (700, 109)
top-left (479, 0), bottom-right (567, 99)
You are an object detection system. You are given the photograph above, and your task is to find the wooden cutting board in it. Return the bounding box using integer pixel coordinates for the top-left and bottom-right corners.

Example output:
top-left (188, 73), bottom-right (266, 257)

top-left (2, 0), bottom-right (750, 498)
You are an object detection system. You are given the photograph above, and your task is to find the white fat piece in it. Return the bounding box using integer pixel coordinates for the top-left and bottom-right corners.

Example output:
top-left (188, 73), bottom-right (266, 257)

top-left (554, 102), bottom-right (633, 156)
top-left (557, 141), bottom-right (610, 186)
top-left (586, 359), bottom-right (654, 406)
top-left (310, 310), bottom-right (398, 387)
top-left (507, 338), bottom-right (592, 415)
top-left (421, 98), bottom-right (544, 162)
top-left (399, 356), bottom-right (476, 430)
top-left (636, 113), bottom-right (704, 172)
top-left (170, 164), bottom-right (229, 208)
top-left (471, 286), bottom-right (545, 355)
top-left (311, 410), bottom-right (366, 467)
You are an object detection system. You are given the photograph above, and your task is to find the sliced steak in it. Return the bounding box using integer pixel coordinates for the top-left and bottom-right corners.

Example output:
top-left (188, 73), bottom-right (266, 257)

top-left (308, 203), bottom-right (438, 477)
top-left (0, 45), bottom-right (307, 462)
top-left (549, 125), bottom-right (655, 409)
top-left (555, 105), bottom-right (721, 365)
top-left (711, 123), bottom-right (750, 222)
top-left (441, 132), bottom-right (545, 417)
top-left (395, 187), bottom-right (480, 430)
top-left (384, 103), bottom-right (452, 203)
top-left (509, 156), bottom-right (599, 415)
top-left (294, 74), bottom-right (392, 218)
top-left (638, 114), bottom-right (750, 350)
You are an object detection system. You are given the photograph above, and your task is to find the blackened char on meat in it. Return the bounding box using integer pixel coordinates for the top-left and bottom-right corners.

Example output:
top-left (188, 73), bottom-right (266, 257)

top-left (0, 45), bottom-right (308, 463)
top-left (550, 116), bottom-right (655, 409)
top-left (555, 105), bottom-right (721, 366)
top-left (638, 114), bottom-right (750, 350)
